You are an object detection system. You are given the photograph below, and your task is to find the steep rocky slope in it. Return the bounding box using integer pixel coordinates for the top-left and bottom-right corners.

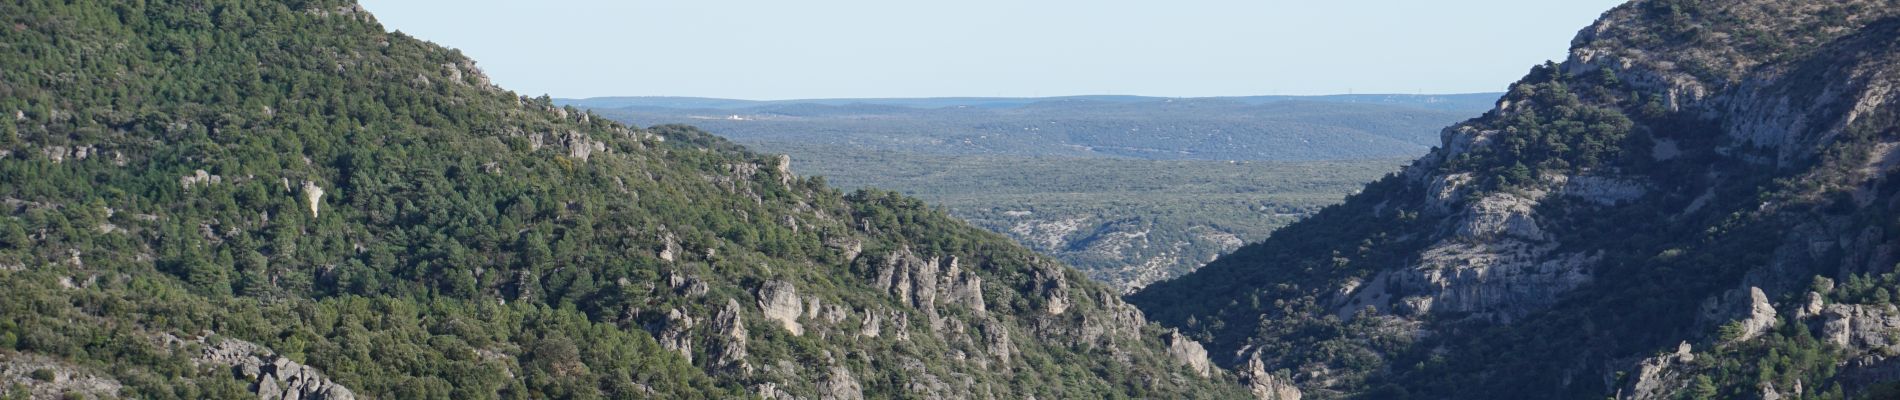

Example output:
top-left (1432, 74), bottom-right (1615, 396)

top-left (1133, 0), bottom-right (1900, 398)
top-left (0, 1), bottom-right (1244, 398)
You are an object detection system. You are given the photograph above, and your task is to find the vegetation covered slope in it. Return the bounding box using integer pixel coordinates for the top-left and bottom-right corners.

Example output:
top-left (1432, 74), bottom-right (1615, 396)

top-left (1132, 0), bottom-right (1900, 398)
top-left (0, 1), bottom-right (1247, 398)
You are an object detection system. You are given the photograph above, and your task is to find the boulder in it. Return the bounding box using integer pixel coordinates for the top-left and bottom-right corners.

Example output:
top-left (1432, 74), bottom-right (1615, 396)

top-left (757, 280), bottom-right (804, 336)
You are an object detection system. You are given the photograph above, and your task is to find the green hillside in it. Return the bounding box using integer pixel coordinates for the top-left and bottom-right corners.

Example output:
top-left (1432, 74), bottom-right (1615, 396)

top-left (0, 1), bottom-right (1245, 398)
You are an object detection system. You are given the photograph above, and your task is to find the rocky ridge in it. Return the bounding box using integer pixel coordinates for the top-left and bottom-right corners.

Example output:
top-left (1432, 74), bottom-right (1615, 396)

top-left (1132, 0), bottom-right (1900, 397)
top-left (166, 335), bottom-right (356, 400)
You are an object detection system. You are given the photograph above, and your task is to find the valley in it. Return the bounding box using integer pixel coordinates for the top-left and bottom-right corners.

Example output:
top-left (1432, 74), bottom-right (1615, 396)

top-left (9, 0), bottom-right (1900, 399)
top-left (568, 95), bottom-right (1490, 291)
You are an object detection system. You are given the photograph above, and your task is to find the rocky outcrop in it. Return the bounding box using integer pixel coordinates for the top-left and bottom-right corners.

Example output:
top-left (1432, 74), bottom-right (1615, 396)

top-left (858, 311), bottom-right (883, 338)
top-left (653, 308), bottom-right (697, 362)
top-left (773, 154), bottom-right (794, 187)
top-left (757, 280), bottom-right (805, 336)
top-left (1164, 329), bottom-right (1215, 378)
top-left (1239, 350), bottom-right (1302, 400)
top-left (658, 232), bottom-right (682, 262)
top-left (564, 131), bottom-right (605, 162)
top-left (869, 249), bottom-right (988, 326)
top-left (1034, 266), bottom-right (1073, 316)
top-left (1796, 291), bottom-right (1827, 319)
top-left (191, 337), bottom-right (356, 400)
top-left (36, 145), bottom-right (101, 164)
top-left (1732, 287), bottom-right (1779, 343)
top-left (1335, 186), bottom-right (1599, 322)
top-left (1452, 192), bottom-right (1547, 241)
top-left (980, 320), bottom-right (1016, 365)
top-left (181, 169), bottom-right (223, 188)
top-left (665, 270), bottom-right (709, 297)
top-left (0, 352), bottom-right (123, 399)
top-left (303, 181), bottom-right (324, 218)
top-left (1821, 303), bottom-right (1900, 352)
top-left (1618, 342), bottom-right (1696, 400)
top-left (819, 365), bottom-right (864, 400)
top-left (710, 299), bottom-right (751, 375)
top-left (823, 235), bottom-right (862, 261)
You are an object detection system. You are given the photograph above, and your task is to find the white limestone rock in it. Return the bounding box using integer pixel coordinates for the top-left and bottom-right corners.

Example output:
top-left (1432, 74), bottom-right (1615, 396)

top-left (757, 280), bottom-right (804, 336)
top-left (303, 181), bottom-right (324, 218)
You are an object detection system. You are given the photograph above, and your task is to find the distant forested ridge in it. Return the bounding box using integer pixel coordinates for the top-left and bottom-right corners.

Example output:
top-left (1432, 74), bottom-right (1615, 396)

top-left (570, 95), bottom-right (1487, 292)
top-left (567, 95), bottom-right (1496, 161)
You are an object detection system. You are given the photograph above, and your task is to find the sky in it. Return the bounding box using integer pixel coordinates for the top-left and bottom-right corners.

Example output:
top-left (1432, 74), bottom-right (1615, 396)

top-left (359, 0), bottom-right (1628, 100)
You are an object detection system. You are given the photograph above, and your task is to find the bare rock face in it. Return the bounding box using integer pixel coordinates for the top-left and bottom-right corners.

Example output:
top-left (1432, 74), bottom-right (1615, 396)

top-left (858, 311), bottom-right (883, 338)
top-left (36, 145), bottom-right (97, 164)
top-left (180, 169), bottom-right (223, 188)
top-left (1239, 350), bottom-right (1302, 400)
top-left (0, 352), bottom-right (123, 399)
top-left (819, 365), bottom-right (865, 400)
top-left (1454, 192), bottom-right (1547, 241)
top-left (980, 320), bottom-right (1016, 365)
top-left (302, 181), bottom-right (324, 218)
top-left (653, 308), bottom-right (697, 362)
top-left (665, 270), bottom-right (709, 297)
top-left (1619, 342), bottom-right (1696, 400)
top-left (1796, 291), bottom-right (1827, 319)
top-left (710, 299), bottom-right (752, 375)
top-left (754, 382), bottom-right (796, 400)
top-left (757, 280), bottom-right (805, 336)
top-left (1731, 287), bottom-right (1779, 343)
top-left (869, 249), bottom-right (988, 330)
top-left (773, 154), bottom-right (794, 187)
top-left (658, 232), bottom-right (682, 262)
top-left (823, 235), bottom-right (862, 261)
top-left (563, 131), bottom-right (604, 161)
top-left (441, 63), bottom-right (464, 85)
top-left (1163, 329), bottom-right (1215, 378)
top-left (192, 337), bottom-right (356, 400)
top-left (1336, 187), bottom-right (1597, 323)
top-left (1821, 303), bottom-right (1900, 352)
top-left (1033, 266), bottom-right (1073, 316)
top-left (1424, 172), bottom-right (1476, 213)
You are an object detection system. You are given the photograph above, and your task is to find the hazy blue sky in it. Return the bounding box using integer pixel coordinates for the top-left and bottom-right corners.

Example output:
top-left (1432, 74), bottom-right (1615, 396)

top-left (359, 0), bottom-right (1627, 100)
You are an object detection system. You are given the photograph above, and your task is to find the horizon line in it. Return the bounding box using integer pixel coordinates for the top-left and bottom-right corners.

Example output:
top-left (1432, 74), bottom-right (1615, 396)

top-left (557, 92), bottom-right (1508, 102)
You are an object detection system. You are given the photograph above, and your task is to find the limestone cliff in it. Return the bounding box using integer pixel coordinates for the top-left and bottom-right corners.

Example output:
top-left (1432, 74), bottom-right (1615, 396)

top-left (1133, 0), bottom-right (1900, 397)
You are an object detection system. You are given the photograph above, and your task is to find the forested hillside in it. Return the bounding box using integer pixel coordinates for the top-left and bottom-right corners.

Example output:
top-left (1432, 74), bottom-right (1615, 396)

top-left (1133, 0), bottom-right (1900, 398)
top-left (0, 1), bottom-right (1247, 398)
